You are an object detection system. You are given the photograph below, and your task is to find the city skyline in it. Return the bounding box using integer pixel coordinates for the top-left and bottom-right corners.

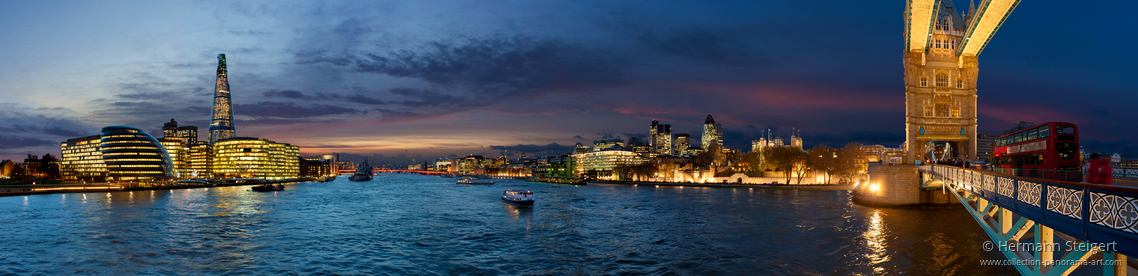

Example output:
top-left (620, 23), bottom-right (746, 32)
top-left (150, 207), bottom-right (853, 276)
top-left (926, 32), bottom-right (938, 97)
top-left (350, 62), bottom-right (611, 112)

top-left (1, 0), bottom-right (1135, 164)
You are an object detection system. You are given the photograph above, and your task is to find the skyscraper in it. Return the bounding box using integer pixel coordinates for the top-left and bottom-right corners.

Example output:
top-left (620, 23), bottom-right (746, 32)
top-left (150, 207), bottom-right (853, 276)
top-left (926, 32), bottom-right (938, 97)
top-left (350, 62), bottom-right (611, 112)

top-left (209, 54), bottom-right (235, 144)
top-left (649, 120), bottom-right (672, 156)
top-left (674, 133), bottom-right (690, 155)
top-left (702, 114), bottom-right (723, 149)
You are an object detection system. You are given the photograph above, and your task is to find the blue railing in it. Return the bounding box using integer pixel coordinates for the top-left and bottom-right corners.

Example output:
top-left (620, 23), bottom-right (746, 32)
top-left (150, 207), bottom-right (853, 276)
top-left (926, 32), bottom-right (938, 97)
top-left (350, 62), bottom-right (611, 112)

top-left (920, 164), bottom-right (1138, 258)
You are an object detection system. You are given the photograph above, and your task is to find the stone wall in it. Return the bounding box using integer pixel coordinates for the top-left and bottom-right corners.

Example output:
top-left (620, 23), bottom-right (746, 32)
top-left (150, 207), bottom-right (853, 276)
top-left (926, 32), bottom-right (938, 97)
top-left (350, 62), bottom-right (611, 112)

top-left (853, 165), bottom-right (921, 206)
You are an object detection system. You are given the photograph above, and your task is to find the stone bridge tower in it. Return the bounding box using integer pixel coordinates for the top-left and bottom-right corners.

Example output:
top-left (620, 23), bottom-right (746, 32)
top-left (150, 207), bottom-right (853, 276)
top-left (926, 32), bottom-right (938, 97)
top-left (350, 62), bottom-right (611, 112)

top-left (903, 0), bottom-right (1019, 163)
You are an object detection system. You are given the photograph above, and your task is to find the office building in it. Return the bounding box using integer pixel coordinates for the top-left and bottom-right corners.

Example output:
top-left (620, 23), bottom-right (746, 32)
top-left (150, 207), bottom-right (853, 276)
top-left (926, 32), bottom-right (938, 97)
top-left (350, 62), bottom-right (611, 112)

top-left (976, 133), bottom-right (997, 162)
top-left (573, 149), bottom-right (648, 180)
top-left (212, 137), bottom-right (299, 179)
top-left (675, 133), bottom-right (690, 155)
top-left (593, 139), bottom-right (624, 151)
top-left (650, 120), bottom-right (672, 156)
top-left (162, 118), bottom-right (198, 145)
top-left (60, 135), bottom-right (107, 182)
top-left (702, 114), bottom-right (723, 149)
top-left (187, 142), bottom-right (213, 179)
top-left (101, 126), bottom-right (176, 181)
top-left (209, 54), bottom-right (236, 143)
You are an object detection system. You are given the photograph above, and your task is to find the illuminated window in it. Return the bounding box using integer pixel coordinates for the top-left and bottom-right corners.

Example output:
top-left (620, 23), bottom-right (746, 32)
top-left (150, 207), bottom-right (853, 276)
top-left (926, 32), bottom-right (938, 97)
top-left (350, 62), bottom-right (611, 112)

top-left (936, 103), bottom-right (949, 117)
top-left (952, 107), bottom-right (960, 118)
top-left (935, 72), bottom-right (948, 87)
top-left (924, 106), bottom-right (933, 117)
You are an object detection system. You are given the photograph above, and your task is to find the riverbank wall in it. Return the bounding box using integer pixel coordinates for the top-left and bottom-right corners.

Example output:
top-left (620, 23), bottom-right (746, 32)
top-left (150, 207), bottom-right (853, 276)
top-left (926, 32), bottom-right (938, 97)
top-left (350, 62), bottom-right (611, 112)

top-left (0, 178), bottom-right (317, 197)
top-left (591, 181), bottom-right (852, 190)
top-left (852, 165), bottom-right (953, 207)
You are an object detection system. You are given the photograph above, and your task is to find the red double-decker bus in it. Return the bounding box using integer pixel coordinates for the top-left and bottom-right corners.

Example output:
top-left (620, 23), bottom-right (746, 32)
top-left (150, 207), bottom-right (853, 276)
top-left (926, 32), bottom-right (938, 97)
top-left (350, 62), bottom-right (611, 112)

top-left (992, 122), bottom-right (1080, 180)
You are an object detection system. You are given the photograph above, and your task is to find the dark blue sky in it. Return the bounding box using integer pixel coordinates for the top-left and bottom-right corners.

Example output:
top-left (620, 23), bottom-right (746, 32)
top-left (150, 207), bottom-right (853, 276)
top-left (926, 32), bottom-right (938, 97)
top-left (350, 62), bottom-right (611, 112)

top-left (0, 0), bottom-right (1134, 163)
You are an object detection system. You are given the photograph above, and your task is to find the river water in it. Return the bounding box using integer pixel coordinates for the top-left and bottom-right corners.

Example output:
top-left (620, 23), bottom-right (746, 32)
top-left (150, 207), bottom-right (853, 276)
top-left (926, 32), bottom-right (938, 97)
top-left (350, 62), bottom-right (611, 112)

top-left (0, 174), bottom-right (1025, 275)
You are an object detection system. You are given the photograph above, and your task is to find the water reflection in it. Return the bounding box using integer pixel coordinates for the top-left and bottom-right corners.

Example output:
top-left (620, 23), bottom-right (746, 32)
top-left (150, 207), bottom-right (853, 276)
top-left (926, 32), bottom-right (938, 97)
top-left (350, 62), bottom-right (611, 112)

top-left (0, 177), bottom-right (1023, 275)
top-left (863, 209), bottom-right (890, 274)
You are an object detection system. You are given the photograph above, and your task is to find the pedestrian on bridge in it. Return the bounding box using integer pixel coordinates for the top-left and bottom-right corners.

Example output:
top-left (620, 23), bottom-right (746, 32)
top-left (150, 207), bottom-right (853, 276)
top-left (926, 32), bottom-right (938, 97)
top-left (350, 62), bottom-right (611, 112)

top-left (1087, 153), bottom-right (1115, 185)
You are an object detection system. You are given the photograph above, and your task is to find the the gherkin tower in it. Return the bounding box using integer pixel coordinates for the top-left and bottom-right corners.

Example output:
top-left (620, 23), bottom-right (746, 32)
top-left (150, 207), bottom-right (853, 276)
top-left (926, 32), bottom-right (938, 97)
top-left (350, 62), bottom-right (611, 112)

top-left (209, 54), bottom-right (235, 143)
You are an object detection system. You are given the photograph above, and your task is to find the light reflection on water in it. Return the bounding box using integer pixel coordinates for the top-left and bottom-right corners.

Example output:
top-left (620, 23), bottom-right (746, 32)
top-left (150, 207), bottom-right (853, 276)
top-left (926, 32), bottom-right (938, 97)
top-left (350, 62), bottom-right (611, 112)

top-left (0, 175), bottom-right (1025, 275)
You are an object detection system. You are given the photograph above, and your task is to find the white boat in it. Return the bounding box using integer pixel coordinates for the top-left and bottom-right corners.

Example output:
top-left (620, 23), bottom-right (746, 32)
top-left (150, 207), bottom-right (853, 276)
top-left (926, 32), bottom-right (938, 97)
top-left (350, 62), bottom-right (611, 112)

top-left (502, 190), bottom-right (534, 205)
top-left (457, 178), bottom-right (494, 185)
top-left (348, 159), bottom-right (374, 181)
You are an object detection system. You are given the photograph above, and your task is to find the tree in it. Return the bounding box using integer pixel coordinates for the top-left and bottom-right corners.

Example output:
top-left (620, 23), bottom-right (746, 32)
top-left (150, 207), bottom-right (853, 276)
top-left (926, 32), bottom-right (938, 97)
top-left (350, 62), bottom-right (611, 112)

top-left (763, 147), bottom-right (805, 184)
top-left (807, 146), bottom-right (839, 184)
top-left (613, 162), bottom-right (656, 181)
top-left (40, 154), bottom-right (60, 180)
top-left (834, 142), bottom-right (867, 183)
top-left (656, 158), bottom-right (677, 181)
top-left (695, 142), bottom-right (722, 166)
top-left (741, 150), bottom-right (764, 173)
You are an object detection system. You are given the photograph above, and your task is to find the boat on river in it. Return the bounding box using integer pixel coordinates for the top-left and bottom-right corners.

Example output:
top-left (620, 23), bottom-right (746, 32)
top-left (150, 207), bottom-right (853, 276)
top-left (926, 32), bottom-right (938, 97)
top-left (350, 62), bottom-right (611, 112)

top-left (251, 184), bottom-right (284, 192)
top-left (457, 178), bottom-right (494, 185)
top-left (502, 190), bottom-right (534, 206)
top-left (348, 159), bottom-right (374, 181)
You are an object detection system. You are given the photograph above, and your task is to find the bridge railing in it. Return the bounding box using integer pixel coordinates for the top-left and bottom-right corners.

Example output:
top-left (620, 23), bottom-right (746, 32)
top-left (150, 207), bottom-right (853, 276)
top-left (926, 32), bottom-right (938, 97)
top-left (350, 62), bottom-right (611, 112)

top-left (921, 164), bottom-right (1138, 258)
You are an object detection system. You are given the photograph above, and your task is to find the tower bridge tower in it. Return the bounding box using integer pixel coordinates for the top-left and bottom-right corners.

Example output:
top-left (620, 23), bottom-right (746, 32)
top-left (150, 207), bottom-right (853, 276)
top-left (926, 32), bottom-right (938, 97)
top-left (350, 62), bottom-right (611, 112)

top-left (903, 0), bottom-right (1019, 163)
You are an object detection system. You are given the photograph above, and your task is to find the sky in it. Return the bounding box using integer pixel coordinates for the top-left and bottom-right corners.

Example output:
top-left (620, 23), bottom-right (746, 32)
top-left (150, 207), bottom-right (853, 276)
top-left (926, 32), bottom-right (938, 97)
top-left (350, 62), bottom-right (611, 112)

top-left (0, 0), bottom-right (1135, 164)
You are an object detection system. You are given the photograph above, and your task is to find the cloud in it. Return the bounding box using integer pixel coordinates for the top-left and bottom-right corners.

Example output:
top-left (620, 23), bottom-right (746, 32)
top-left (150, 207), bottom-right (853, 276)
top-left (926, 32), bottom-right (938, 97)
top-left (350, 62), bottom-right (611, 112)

top-left (235, 102), bottom-right (363, 119)
top-left (634, 26), bottom-right (768, 68)
top-left (263, 90), bottom-right (305, 99)
top-left (303, 35), bottom-right (627, 111)
top-left (1082, 139), bottom-right (1138, 157)
top-left (0, 135), bottom-right (58, 150)
top-left (572, 135), bottom-right (584, 140)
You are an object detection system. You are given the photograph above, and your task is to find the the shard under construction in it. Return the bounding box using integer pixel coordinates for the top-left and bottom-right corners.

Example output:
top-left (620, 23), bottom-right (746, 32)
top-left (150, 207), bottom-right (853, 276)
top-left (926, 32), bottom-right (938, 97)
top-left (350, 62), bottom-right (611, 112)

top-left (209, 53), bottom-right (235, 143)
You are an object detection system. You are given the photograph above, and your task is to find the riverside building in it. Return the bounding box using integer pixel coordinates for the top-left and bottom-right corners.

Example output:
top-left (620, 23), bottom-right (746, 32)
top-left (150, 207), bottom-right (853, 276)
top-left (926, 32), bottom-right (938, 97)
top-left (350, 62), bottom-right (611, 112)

top-left (212, 137), bottom-right (299, 179)
top-left (101, 126), bottom-right (176, 182)
top-left (187, 143), bottom-right (213, 179)
top-left (573, 149), bottom-right (648, 180)
top-left (60, 135), bottom-right (107, 182)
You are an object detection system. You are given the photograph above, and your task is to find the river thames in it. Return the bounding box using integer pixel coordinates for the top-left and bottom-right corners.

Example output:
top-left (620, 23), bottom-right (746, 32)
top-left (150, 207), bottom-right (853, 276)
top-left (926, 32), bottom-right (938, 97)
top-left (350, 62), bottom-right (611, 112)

top-left (0, 174), bottom-right (1021, 275)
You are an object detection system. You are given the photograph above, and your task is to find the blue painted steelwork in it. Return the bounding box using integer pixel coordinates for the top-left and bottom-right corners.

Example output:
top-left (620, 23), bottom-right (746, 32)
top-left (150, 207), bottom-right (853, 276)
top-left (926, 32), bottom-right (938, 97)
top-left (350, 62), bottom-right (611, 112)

top-left (922, 164), bottom-right (1134, 275)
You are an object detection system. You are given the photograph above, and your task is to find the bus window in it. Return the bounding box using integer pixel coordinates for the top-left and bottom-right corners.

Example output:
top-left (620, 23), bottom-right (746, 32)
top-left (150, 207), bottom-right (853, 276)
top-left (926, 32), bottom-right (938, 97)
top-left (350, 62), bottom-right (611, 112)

top-left (1038, 127), bottom-right (1050, 138)
top-left (1057, 143), bottom-right (1077, 161)
top-left (1015, 133), bottom-right (1024, 143)
top-left (1028, 128), bottom-right (1038, 140)
top-left (1056, 125), bottom-right (1075, 135)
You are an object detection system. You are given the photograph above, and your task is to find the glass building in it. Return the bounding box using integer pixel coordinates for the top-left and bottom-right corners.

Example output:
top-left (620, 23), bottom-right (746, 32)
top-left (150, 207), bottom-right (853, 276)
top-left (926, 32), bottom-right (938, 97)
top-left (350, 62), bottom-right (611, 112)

top-left (187, 142), bottom-right (213, 179)
top-left (60, 135), bottom-right (107, 182)
top-left (573, 150), bottom-right (648, 180)
top-left (159, 138), bottom-right (190, 179)
top-left (101, 126), bottom-right (176, 182)
top-left (212, 137), bottom-right (299, 179)
top-left (209, 54), bottom-right (236, 143)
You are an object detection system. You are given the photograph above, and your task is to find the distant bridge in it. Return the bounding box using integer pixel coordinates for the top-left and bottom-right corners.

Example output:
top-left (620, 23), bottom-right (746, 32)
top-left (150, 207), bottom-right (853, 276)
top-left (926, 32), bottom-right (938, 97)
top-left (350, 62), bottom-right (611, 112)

top-left (922, 164), bottom-right (1136, 275)
top-left (337, 169), bottom-right (445, 175)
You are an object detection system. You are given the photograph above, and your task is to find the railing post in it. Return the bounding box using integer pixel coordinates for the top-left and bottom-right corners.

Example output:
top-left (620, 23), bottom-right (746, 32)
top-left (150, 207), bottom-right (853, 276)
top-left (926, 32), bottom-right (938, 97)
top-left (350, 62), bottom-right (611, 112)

top-left (1001, 207), bottom-right (1013, 235)
top-left (1105, 251), bottom-right (1128, 276)
top-left (1035, 224), bottom-right (1053, 272)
